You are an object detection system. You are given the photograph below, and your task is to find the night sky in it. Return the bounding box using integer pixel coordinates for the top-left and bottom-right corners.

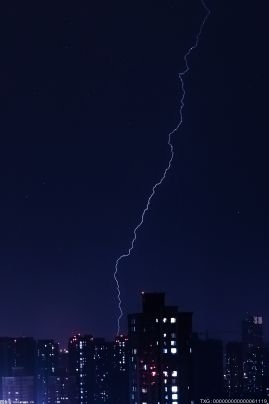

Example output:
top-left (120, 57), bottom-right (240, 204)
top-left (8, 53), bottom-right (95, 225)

top-left (1, 0), bottom-right (269, 347)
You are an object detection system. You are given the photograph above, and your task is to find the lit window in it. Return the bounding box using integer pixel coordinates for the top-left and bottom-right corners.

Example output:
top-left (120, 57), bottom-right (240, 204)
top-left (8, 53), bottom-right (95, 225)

top-left (163, 348), bottom-right (168, 354)
top-left (172, 394), bottom-right (178, 400)
top-left (163, 318), bottom-right (167, 323)
top-left (171, 341), bottom-right (176, 346)
top-left (171, 318), bottom-right (176, 323)
top-left (172, 371), bottom-right (177, 377)
top-left (156, 318), bottom-right (159, 323)
top-left (172, 386), bottom-right (178, 392)
top-left (171, 348), bottom-right (177, 354)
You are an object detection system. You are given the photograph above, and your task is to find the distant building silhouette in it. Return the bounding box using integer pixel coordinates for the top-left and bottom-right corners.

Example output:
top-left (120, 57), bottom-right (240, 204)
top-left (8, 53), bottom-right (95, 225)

top-left (67, 334), bottom-right (129, 404)
top-left (68, 334), bottom-right (95, 404)
top-left (128, 292), bottom-right (192, 404)
top-left (192, 333), bottom-right (224, 401)
top-left (224, 342), bottom-right (243, 398)
top-left (242, 314), bottom-right (265, 397)
top-left (224, 314), bottom-right (266, 399)
top-left (109, 335), bottom-right (129, 404)
top-left (0, 337), bottom-right (15, 394)
top-left (0, 337), bottom-right (36, 403)
top-left (92, 338), bottom-right (111, 402)
top-left (36, 339), bottom-right (59, 404)
top-left (2, 367), bottom-right (35, 404)
top-left (47, 374), bottom-right (77, 404)
top-left (47, 347), bottom-right (77, 404)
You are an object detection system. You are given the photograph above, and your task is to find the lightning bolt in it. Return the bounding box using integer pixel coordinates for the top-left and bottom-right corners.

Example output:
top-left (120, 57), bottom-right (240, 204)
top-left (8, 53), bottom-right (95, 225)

top-left (114, 0), bottom-right (211, 336)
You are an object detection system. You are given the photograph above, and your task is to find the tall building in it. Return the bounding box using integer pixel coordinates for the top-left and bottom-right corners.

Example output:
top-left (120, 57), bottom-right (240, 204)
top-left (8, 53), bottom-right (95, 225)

top-left (263, 344), bottom-right (269, 399)
top-left (0, 337), bottom-right (37, 402)
top-left (92, 338), bottom-right (111, 403)
top-left (128, 292), bottom-right (192, 404)
top-left (47, 374), bottom-right (77, 404)
top-left (192, 334), bottom-right (224, 400)
top-left (58, 349), bottom-right (69, 376)
top-left (47, 348), bottom-right (77, 404)
top-left (2, 367), bottom-right (35, 404)
top-left (242, 314), bottom-right (265, 397)
top-left (0, 337), bottom-right (15, 396)
top-left (224, 342), bottom-right (243, 398)
top-left (68, 334), bottom-right (95, 404)
top-left (109, 335), bottom-right (129, 404)
top-left (10, 337), bottom-right (37, 378)
top-left (36, 339), bottom-right (59, 404)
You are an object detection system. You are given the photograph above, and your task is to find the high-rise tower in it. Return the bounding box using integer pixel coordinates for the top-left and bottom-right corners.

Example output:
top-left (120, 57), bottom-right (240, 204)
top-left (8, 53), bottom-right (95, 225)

top-left (128, 292), bottom-right (192, 404)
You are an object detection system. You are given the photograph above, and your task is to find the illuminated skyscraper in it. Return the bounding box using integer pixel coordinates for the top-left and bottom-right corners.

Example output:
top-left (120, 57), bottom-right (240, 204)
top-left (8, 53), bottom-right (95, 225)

top-left (68, 334), bottom-right (129, 404)
top-left (0, 337), bottom-right (14, 395)
top-left (109, 335), bottom-right (129, 404)
top-left (128, 292), bottom-right (192, 404)
top-left (0, 337), bottom-right (36, 401)
top-left (92, 338), bottom-right (110, 402)
top-left (47, 348), bottom-right (76, 404)
top-left (36, 340), bottom-right (59, 404)
top-left (2, 367), bottom-right (35, 404)
top-left (224, 342), bottom-right (243, 398)
top-left (242, 314), bottom-right (265, 397)
top-left (68, 334), bottom-right (95, 404)
top-left (47, 374), bottom-right (77, 404)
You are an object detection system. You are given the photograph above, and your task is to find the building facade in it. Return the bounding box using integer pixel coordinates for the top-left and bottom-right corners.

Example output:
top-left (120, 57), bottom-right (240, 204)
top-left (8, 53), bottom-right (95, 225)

top-left (68, 334), bottom-right (95, 404)
top-left (242, 314), bottom-right (265, 397)
top-left (36, 339), bottom-right (59, 404)
top-left (128, 292), bottom-right (192, 404)
top-left (224, 342), bottom-right (243, 398)
top-left (192, 334), bottom-right (224, 400)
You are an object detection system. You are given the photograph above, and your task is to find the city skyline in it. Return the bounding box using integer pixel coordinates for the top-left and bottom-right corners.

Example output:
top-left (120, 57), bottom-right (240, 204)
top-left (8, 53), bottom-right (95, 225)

top-left (0, 292), bottom-right (265, 349)
top-left (0, 293), bottom-right (267, 403)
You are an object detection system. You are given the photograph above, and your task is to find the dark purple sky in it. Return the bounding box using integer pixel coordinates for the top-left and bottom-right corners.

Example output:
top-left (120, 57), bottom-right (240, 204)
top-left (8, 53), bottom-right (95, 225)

top-left (0, 0), bottom-right (268, 347)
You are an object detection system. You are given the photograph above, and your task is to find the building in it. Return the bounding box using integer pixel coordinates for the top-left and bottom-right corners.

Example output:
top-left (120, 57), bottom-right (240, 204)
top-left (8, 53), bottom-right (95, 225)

top-left (68, 334), bottom-right (95, 404)
top-left (13, 338), bottom-right (36, 376)
top-left (36, 339), bottom-right (59, 404)
top-left (224, 342), bottom-right (243, 398)
top-left (0, 337), bottom-right (36, 402)
top-left (92, 338), bottom-right (111, 403)
top-left (47, 375), bottom-right (77, 404)
top-left (242, 314), bottom-right (265, 397)
top-left (0, 337), bottom-right (15, 395)
top-left (128, 292), bottom-right (192, 404)
top-left (2, 367), bottom-right (35, 404)
top-left (192, 334), bottom-right (224, 400)
top-left (109, 335), bottom-right (129, 404)
top-left (46, 348), bottom-right (77, 404)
